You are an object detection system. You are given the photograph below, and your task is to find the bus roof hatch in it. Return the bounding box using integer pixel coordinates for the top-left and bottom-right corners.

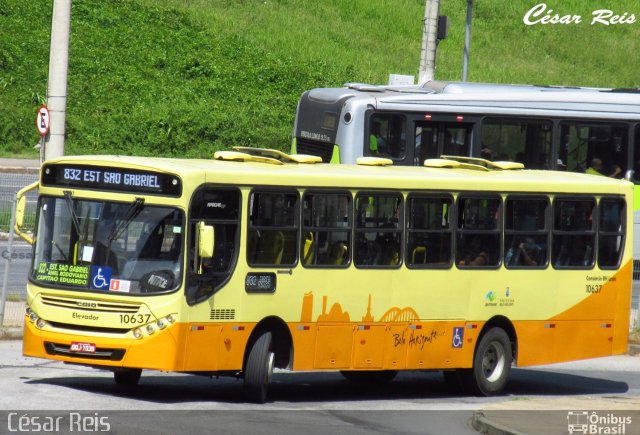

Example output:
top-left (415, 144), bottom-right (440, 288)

top-left (232, 147), bottom-right (322, 164)
top-left (437, 155), bottom-right (524, 170)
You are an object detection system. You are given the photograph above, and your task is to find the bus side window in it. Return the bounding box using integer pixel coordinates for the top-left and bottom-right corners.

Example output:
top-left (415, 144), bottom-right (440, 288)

top-left (301, 192), bottom-right (351, 267)
top-left (504, 197), bottom-right (548, 268)
top-left (354, 193), bottom-right (402, 268)
top-left (248, 191), bottom-right (299, 267)
top-left (457, 196), bottom-right (501, 268)
top-left (598, 198), bottom-right (625, 269)
top-left (367, 114), bottom-right (406, 160)
top-left (481, 118), bottom-right (552, 169)
top-left (559, 122), bottom-right (628, 178)
top-left (406, 195), bottom-right (452, 268)
top-left (551, 198), bottom-right (595, 268)
top-left (633, 124), bottom-right (640, 183)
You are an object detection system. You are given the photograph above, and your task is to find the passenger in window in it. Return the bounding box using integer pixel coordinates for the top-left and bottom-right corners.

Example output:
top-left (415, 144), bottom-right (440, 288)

top-left (459, 235), bottom-right (489, 266)
top-left (369, 122), bottom-right (386, 154)
top-left (586, 158), bottom-right (621, 178)
top-left (506, 237), bottom-right (540, 266)
top-left (480, 146), bottom-right (493, 161)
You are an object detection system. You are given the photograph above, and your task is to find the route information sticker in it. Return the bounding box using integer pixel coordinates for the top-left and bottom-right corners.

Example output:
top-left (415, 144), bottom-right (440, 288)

top-left (35, 263), bottom-right (89, 287)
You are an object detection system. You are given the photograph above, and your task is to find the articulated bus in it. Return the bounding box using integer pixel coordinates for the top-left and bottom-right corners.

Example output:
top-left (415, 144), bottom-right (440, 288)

top-left (17, 148), bottom-right (632, 402)
top-left (292, 80), bottom-right (640, 273)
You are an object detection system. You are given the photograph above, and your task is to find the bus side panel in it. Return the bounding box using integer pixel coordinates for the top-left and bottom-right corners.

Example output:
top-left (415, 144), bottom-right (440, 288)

top-left (404, 322), bottom-right (472, 369)
top-left (352, 325), bottom-right (385, 368)
top-left (612, 261), bottom-right (633, 355)
top-left (314, 325), bottom-right (353, 369)
top-left (182, 324), bottom-right (223, 371)
top-left (218, 324), bottom-right (253, 371)
top-left (383, 325), bottom-right (408, 370)
top-left (290, 324), bottom-right (318, 370)
top-left (181, 323), bottom-right (253, 372)
top-left (513, 321), bottom-right (557, 366)
top-left (551, 261), bottom-right (631, 358)
top-left (290, 321), bottom-right (476, 371)
top-left (516, 320), bottom-right (613, 367)
top-left (516, 261), bottom-right (631, 367)
top-left (553, 320), bottom-right (613, 363)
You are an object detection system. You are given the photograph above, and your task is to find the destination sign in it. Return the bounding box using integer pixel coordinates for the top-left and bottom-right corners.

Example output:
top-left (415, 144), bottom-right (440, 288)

top-left (41, 164), bottom-right (182, 197)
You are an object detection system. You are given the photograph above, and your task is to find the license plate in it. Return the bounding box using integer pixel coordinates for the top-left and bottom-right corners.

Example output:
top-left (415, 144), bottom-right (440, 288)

top-left (69, 342), bottom-right (96, 353)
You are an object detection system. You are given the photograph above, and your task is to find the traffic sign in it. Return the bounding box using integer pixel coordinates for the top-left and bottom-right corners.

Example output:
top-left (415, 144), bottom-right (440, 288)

top-left (36, 105), bottom-right (50, 136)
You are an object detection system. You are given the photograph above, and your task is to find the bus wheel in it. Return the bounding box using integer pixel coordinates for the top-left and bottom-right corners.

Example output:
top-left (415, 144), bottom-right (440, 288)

top-left (340, 370), bottom-right (397, 383)
top-left (114, 368), bottom-right (142, 386)
top-left (462, 327), bottom-right (512, 396)
top-left (243, 332), bottom-right (274, 403)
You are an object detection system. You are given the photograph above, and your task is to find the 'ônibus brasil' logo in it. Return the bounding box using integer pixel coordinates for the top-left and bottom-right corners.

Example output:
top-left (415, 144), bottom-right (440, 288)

top-left (567, 411), bottom-right (632, 434)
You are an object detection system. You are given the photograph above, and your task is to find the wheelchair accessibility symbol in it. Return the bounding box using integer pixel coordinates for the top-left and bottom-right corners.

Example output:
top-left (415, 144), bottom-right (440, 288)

top-left (90, 266), bottom-right (112, 290)
top-left (452, 327), bottom-right (464, 348)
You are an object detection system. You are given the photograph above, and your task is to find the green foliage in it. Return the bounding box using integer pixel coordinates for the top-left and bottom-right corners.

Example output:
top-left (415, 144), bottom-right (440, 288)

top-left (0, 0), bottom-right (638, 157)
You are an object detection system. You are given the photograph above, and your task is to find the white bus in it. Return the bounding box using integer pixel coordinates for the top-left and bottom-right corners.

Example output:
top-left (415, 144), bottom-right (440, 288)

top-left (292, 81), bottom-right (640, 280)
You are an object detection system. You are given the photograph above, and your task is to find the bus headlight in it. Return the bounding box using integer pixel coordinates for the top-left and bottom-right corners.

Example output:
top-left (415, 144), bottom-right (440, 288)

top-left (36, 319), bottom-right (46, 329)
top-left (166, 314), bottom-right (176, 324)
top-left (133, 328), bottom-right (143, 339)
top-left (157, 319), bottom-right (166, 330)
top-left (146, 325), bottom-right (155, 335)
top-left (29, 313), bottom-right (38, 323)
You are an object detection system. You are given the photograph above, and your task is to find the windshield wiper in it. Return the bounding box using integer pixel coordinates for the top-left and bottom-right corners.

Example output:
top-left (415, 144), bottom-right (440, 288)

top-left (104, 198), bottom-right (145, 267)
top-left (107, 198), bottom-right (145, 243)
top-left (63, 191), bottom-right (82, 238)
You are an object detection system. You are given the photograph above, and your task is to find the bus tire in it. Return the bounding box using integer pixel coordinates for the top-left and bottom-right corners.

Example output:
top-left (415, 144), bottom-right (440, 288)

top-left (340, 370), bottom-right (397, 383)
top-left (243, 332), bottom-right (274, 403)
top-left (113, 368), bottom-right (142, 386)
top-left (462, 327), bottom-right (511, 396)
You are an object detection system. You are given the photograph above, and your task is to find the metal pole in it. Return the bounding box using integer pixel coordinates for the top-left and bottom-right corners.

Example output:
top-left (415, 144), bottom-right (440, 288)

top-left (44, 0), bottom-right (71, 161)
top-left (418, 0), bottom-right (440, 84)
top-left (0, 197), bottom-right (18, 326)
top-left (462, 0), bottom-right (473, 82)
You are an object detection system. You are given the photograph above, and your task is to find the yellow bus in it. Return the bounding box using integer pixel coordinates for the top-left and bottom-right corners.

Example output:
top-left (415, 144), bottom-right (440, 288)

top-left (17, 149), bottom-right (633, 402)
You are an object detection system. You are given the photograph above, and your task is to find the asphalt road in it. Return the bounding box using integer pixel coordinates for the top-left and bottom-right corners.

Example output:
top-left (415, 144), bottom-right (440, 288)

top-left (0, 341), bottom-right (639, 434)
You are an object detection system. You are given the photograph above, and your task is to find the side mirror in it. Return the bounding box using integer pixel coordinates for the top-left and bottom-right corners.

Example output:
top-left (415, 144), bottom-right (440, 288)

top-left (198, 222), bottom-right (214, 259)
top-left (15, 195), bottom-right (26, 227)
top-left (14, 181), bottom-right (38, 245)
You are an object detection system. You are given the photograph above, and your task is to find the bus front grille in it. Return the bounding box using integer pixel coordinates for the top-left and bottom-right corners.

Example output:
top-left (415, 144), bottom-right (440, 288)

top-left (296, 139), bottom-right (334, 163)
top-left (44, 342), bottom-right (125, 361)
top-left (41, 294), bottom-right (141, 314)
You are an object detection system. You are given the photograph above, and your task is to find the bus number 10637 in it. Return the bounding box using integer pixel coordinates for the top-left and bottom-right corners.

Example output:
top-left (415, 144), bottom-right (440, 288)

top-left (586, 284), bottom-right (603, 294)
top-left (120, 314), bottom-right (152, 324)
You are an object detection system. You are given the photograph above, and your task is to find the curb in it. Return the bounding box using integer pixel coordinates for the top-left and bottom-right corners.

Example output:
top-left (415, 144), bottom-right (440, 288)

top-left (471, 411), bottom-right (525, 435)
top-left (0, 325), bottom-right (24, 340)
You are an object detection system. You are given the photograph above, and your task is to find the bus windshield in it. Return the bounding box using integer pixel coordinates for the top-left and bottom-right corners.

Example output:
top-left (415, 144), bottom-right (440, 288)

top-left (30, 196), bottom-right (184, 294)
